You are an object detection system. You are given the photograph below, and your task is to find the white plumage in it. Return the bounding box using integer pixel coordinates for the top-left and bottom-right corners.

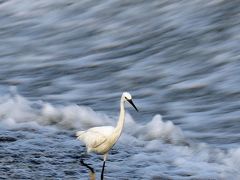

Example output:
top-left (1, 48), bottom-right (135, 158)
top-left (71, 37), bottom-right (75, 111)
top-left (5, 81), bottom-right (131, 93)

top-left (76, 126), bottom-right (114, 153)
top-left (76, 92), bottom-right (138, 179)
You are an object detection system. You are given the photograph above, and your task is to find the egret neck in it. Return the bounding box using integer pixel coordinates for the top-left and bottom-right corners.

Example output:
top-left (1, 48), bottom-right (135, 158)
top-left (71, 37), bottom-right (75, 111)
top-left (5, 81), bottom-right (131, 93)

top-left (113, 95), bottom-right (126, 140)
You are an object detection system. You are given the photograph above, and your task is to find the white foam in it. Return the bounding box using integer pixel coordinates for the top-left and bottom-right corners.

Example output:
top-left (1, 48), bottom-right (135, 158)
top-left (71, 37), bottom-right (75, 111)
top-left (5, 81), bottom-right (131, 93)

top-left (0, 94), bottom-right (184, 144)
top-left (221, 147), bottom-right (240, 177)
top-left (41, 103), bottom-right (114, 130)
top-left (0, 94), bottom-right (39, 125)
top-left (124, 114), bottom-right (186, 144)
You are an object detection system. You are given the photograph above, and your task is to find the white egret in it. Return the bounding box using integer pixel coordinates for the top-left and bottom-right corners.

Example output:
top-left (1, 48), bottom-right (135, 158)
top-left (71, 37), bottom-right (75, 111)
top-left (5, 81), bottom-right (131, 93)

top-left (76, 92), bottom-right (138, 180)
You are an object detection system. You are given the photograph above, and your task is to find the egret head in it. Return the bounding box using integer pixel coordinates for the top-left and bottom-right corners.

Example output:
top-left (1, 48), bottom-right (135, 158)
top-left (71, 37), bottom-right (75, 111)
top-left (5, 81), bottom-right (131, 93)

top-left (122, 92), bottom-right (138, 112)
top-left (123, 92), bottom-right (132, 100)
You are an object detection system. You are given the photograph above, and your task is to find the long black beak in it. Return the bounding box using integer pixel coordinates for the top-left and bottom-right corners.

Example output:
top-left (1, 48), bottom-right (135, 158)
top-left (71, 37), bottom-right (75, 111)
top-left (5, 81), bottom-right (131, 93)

top-left (127, 99), bottom-right (138, 112)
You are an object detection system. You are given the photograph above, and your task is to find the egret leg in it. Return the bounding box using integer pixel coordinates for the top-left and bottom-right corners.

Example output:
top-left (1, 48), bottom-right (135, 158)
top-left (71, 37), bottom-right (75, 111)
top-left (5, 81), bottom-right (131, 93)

top-left (80, 159), bottom-right (95, 174)
top-left (80, 159), bottom-right (96, 180)
top-left (101, 160), bottom-right (106, 180)
top-left (101, 154), bottom-right (108, 180)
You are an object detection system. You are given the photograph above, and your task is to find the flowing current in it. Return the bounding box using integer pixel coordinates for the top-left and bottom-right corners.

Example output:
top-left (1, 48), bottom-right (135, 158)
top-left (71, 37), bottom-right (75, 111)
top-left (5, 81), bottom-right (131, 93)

top-left (0, 1), bottom-right (240, 179)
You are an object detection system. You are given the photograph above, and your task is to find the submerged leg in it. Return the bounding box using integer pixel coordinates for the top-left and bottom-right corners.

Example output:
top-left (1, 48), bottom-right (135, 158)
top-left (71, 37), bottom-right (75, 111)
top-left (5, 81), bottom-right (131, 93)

top-left (80, 159), bottom-right (95, 174)
top-left (80, 159), bottom-right (96, 180)
top-left (78, 147), bottom-right (96, 179)
top-left (101, 154), bottom-right (108, 180)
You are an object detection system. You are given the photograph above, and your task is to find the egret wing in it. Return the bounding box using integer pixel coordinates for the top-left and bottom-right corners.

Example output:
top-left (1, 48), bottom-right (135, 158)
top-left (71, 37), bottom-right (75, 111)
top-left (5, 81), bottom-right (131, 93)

top-left (76, 126), bottom-right (114, 149)
top-left (77, 131), bottom-right (106, 148)
top-left (89, 126), bottom-right (115, 137)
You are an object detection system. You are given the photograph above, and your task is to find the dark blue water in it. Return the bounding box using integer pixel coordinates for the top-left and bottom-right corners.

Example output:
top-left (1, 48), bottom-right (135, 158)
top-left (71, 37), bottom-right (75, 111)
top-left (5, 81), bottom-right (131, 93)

top-left (0, 1), bottom-right (240, 179)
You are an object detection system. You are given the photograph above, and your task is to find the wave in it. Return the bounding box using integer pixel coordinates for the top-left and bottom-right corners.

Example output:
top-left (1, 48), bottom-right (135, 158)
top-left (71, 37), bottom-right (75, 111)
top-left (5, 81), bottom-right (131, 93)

top-left (0, 93), bottom-right (185, 144)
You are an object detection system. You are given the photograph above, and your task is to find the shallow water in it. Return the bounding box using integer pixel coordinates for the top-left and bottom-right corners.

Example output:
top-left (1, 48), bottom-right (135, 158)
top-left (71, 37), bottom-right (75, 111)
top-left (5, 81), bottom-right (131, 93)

top-left (0, 0), bottom-right (240, 179)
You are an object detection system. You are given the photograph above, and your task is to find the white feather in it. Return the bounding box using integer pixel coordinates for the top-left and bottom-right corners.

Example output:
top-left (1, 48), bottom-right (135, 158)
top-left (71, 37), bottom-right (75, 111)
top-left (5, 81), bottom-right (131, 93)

top-left (76, 126), bottom-right (114, 151)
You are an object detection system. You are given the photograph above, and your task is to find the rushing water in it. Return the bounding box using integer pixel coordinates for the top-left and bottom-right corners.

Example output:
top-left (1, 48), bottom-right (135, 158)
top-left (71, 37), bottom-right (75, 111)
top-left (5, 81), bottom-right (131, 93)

top-left (0, 0), bottom-right (240, 179)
